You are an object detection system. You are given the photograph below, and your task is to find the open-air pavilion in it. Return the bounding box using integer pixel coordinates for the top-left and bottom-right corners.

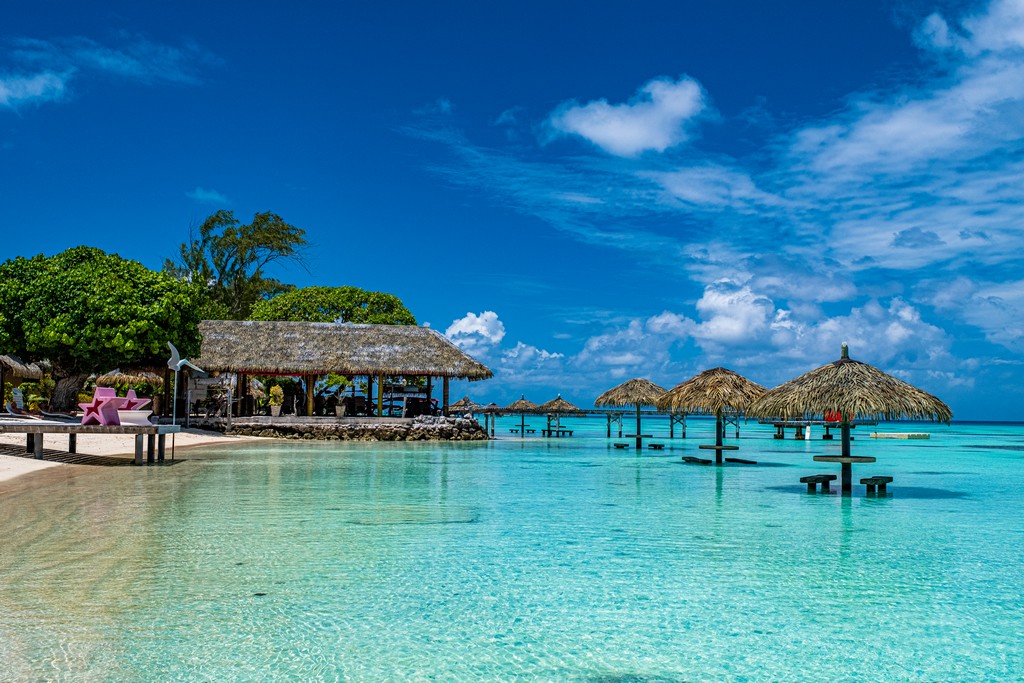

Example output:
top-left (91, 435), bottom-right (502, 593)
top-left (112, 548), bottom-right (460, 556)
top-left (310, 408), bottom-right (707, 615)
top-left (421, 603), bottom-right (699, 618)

top-left (196, 320), bottom-right (492, 418)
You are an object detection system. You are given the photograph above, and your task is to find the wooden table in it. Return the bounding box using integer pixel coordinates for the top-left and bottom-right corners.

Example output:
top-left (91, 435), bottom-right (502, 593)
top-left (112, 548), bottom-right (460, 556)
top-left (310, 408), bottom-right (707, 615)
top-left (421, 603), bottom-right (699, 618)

top-left (699, 444), bottom-right (739, 465)
top-left (813, 455), bottom-right (876, 493)
top-left (0, 422), bottom-right (181, 465)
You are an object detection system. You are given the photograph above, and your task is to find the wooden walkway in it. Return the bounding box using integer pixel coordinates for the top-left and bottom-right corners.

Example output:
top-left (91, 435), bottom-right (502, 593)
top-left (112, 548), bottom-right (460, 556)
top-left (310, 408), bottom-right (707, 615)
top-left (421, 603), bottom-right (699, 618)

top-left (0, 422), bottom-right (180, 466)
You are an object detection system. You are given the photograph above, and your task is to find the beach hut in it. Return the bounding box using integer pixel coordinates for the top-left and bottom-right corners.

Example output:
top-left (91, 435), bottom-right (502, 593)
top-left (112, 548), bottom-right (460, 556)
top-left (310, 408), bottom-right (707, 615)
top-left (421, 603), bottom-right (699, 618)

top-left (197, 320), bottom-right (492, 417)
top-left (595, 378), bottom-right (667, 450)
top-left (657, 368), bottom-right (767, 464)
top-left (747, 344), bottom-right (952, 492)
top-left (504, 395), bottom-right (538, 435)
top-left (0, 355), bottom-right (44, 408)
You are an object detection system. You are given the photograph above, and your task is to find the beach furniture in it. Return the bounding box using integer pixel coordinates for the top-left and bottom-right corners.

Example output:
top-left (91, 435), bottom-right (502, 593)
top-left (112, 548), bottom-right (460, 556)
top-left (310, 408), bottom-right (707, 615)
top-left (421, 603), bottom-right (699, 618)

top-left (800, 474), bottom-right (837, 493)
top-left (861, 476), bottom-right (893, 494)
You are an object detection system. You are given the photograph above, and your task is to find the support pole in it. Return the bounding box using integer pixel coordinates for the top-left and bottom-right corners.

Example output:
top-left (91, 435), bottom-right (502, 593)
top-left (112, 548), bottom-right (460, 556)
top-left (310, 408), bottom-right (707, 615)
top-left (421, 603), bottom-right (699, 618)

top-left (635, 405), bottom-right (642, 450)
top-left (443, 377), bottom-right (450, 415)
top-left (841, 418), bottom-right (852, 493)
top-left (715, 408), bottom-right (724, 465)
top-left (607, 414), bottom-right (611, 438)
top-left (307, 374), bottom-right (315, 417)
top-left (377, 374), bottom-right (384, 417)
top-left (33, 432), bottom-right (42, 459)
top-left (134, 434), bottom-right (144, 465)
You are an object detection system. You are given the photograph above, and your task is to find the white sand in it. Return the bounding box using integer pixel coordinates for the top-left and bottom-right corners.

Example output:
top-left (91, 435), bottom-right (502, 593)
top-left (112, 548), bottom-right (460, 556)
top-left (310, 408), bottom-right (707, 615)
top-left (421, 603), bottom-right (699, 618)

top-left (0, 427), bottom-right (264, 484)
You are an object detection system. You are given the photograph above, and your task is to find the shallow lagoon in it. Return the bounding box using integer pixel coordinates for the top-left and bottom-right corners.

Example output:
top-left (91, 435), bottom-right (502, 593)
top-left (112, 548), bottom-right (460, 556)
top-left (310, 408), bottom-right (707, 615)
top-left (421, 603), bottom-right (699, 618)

top-left (1, 418), bottom-right (1022, 681)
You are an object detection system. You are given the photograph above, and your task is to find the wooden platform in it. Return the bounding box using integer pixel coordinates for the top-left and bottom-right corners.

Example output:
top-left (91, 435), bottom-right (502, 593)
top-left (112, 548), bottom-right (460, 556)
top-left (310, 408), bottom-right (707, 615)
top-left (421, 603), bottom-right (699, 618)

top-left (0, 422), bottom-right (180, 466)
top-left (870, 432), bottom-right (930, 440)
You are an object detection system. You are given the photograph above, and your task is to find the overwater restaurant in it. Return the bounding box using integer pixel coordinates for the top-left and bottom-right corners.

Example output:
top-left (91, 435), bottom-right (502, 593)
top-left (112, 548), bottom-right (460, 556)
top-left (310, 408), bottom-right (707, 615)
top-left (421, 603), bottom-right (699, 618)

top-left (196, 320), bottom-right (492, 418)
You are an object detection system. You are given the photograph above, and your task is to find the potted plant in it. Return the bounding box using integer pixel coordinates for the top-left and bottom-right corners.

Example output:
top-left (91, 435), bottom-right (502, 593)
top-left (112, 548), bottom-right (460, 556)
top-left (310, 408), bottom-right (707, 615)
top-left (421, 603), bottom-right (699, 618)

top-left (269, 385), bottom-right (284, 417)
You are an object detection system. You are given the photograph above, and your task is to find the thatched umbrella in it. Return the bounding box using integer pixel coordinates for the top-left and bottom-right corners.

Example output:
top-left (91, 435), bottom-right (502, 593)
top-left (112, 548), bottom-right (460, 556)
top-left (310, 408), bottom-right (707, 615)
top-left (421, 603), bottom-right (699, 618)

top-left (595, 378), bottom-right (667, 450)
top-left (657, 367), bottom-right (767, 463)
top-left (537, 394), bottom-right (581, 436)
top-left (95, 370), bottom-right (165, 392)
top-left (748, 344), bottom-right (952, 491)
top-left (0, 355), bottom-right (43, 407)
top-left (505, 395), bottom-right (539, 435)
top-left (448, 395), bottom-right (480, 415)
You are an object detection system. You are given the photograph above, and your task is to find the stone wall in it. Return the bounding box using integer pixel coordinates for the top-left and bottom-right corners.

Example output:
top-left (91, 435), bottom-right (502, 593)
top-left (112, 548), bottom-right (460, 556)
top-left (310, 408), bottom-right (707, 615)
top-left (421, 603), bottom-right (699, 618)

top-left (205, 415), bottom-right (489, 441)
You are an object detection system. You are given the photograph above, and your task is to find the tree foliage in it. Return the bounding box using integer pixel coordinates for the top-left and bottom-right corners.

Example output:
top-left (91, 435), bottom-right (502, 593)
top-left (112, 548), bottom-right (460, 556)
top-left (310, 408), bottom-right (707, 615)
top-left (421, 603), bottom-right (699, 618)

top-left (0, 247), bottom-right (206, 377)
top-left (165, 210), bottom-right (307, 320)
top-left (248, 286), bottom-right (417, 325)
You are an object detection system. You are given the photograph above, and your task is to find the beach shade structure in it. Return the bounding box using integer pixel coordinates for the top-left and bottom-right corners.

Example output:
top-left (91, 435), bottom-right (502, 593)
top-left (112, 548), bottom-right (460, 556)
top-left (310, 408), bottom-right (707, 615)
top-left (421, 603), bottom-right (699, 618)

top-left (537, 394), bottom-right (582, 436)
top-left (657, 367), bottom-right (767, 464)
top-left (0, 355), bottom-right (44, 410)
top-left (447, 395), bottom-right (480, 415)
top-left (505, 395), bottom-right (539, 435)
top-left (595, 378), bottom-right (667, 450)
top-left (95, 370), bottom-right (165, 391)
top-left (747, 343), bottom-right (953, 492)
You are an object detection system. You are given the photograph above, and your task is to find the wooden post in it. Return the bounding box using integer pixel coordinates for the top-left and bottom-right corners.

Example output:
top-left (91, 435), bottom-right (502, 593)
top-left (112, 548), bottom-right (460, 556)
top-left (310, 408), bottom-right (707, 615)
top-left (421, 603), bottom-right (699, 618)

top-left (33, 432), bottom-right (42, 459)
top-left (147, 435), bottom-right (156, 464)
top-left (635, 406), bottom-right (642, 450)
top-left (307, 375), bottom-right (315, 417)
top-left (841, 418), bottom-right (853, 493)
top-left (134, 435), bottom-right (144, 465)
top-left (606, 414), bottom-right (611, 438)
top-left (442, 377), bottom-right (450, 415)
top-left (715, 409), bottom-right (724, 465)
top-left (377, 374), bottom-right (384, 416)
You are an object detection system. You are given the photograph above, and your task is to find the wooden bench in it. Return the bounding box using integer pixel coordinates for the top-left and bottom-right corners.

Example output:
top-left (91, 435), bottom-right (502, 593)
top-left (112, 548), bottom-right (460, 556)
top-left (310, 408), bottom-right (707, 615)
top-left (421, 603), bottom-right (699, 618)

top-left (525, 428), bottom-right (536, 434)
top-left (799, 474), bottom-right (837, 493)
top-left (613, 443), bottom-right (630, 449)
top-left (861, 476), bottom-right (893, 494)
top-left (509, 428), bottom-right (520, 434)
top-left (724, 457), bottom-right (757, 465)
top-left (648, 443), bottom-right (665, 450)
top-left (681, 456), bottom-right (713, 465)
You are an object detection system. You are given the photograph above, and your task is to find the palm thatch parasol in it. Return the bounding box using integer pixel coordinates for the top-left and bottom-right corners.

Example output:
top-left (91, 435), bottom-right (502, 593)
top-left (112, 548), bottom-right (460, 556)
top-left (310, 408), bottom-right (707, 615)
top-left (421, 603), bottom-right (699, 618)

top-left (595, 378), bottom-right (667, 449)
top-left (505, 395), bottom-right (539, 434)
top-left (657, 367), bottom-right (767, 462)
top-left (448, 395), bottom-right (480, 415)
top-left (95, 370), bottom-right (165, 392)
top-left (481, 402), bottom-right (502, 414)
top-left (747, 344), bottom-right (952, 490)
top-left (537, 394), bottom-right (581, 413)
top-left (538, 394), bottom-right (581, 435)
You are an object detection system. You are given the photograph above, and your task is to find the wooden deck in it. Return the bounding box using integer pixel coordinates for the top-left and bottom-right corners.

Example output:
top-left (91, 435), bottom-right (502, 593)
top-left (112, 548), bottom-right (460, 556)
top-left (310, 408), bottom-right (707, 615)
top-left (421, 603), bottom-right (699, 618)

top-left (0, 422), bottom-right (180, 466)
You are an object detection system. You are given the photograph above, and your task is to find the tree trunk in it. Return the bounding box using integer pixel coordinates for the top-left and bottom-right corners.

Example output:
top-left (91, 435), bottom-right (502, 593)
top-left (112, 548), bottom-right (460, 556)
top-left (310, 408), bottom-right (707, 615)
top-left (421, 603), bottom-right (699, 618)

top-left (52, 374), bottom-right (86, 411)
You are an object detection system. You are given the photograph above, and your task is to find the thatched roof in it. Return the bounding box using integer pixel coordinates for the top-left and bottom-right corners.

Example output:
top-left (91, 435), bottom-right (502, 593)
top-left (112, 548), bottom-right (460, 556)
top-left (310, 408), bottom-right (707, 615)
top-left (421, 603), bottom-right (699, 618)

top-left (656, 367), bottom-right (767, 415)
top-left (747, 345), bottom-right (953, 423)
top-left (505, 395), bottom-right (538, 412)
top-left (0, 354), bottom-right (43, 380)
top-left (448, 395), bottom-right (480, 413)
top-left (538, 394), bottom-right (581, 413)
top-left (595, 378), bottom-right (667, 408)
top-left (481, 402), bottom-right (503, 413)
top-left (197, 320), bottom-right (493, 380)
top-left (95, 370), bottom-right (165, 389)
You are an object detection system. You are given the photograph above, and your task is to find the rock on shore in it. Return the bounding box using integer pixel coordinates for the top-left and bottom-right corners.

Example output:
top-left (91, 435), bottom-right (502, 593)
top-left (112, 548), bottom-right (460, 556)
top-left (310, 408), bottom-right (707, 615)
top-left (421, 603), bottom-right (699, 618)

top-left (214, 415), bottom-right (489, 441)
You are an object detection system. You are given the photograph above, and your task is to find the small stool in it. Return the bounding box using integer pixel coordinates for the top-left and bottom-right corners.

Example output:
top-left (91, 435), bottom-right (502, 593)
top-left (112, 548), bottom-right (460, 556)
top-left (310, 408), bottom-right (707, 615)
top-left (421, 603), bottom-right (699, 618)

top-left (682, 456), bottom-right (713, 465)
top-left (861, 476), bottom-right (893, 494)
top-left (648, 443), bottom-right (665, 450)
top-left (613, 443), bottom-right (629, 449)
top-left (799, 474), bottom-right (837, 492)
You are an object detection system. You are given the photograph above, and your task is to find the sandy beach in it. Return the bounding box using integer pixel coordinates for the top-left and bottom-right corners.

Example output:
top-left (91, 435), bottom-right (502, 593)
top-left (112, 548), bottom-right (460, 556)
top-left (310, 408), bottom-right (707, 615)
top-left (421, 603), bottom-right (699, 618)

top-left (0, 427), bottom-right (264, 485)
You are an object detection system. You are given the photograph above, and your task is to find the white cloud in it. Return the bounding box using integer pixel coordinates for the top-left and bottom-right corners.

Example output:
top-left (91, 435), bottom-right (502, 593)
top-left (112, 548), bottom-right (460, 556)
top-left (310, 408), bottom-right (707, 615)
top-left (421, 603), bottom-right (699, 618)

top-left (692, 280), bottom-right (776, 347)
top-left (186, 187), bottom-right (230, 205)
top-left (548, 76), bottom-right (707, 156)
top-left (0, 71), bottom-right (68, 108)
top-left (445, 311), bottom-right (506, 353)
top-left (0, 34), bottom-right (218, 111)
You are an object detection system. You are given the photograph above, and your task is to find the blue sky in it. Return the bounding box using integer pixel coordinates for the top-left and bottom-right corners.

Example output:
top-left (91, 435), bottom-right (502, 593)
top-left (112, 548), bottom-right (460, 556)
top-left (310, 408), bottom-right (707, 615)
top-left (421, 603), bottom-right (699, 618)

top-left (2, 1), bottom-right (1023, 420)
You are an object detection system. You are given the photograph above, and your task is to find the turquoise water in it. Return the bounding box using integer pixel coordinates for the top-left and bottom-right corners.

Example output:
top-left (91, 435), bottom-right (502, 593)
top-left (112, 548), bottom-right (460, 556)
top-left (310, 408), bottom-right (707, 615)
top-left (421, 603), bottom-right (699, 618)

top-left (1, 418), bottom-right (1023, 681)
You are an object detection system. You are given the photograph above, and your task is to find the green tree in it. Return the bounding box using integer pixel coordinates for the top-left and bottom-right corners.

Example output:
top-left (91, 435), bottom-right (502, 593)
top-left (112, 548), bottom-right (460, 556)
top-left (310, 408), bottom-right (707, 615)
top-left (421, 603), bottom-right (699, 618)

top-left (0, 247), bottom-right (206, 409)
top-left (165, 210), bottom-right (307, 319)
top-left (248, 286), bottom-right (417, 325)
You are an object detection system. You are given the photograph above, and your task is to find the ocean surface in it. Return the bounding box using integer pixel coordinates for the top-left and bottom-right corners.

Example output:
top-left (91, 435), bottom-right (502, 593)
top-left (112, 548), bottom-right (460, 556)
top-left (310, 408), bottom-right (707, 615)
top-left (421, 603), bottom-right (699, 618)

top-left (1, 416), bottom-right (1022, 681)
